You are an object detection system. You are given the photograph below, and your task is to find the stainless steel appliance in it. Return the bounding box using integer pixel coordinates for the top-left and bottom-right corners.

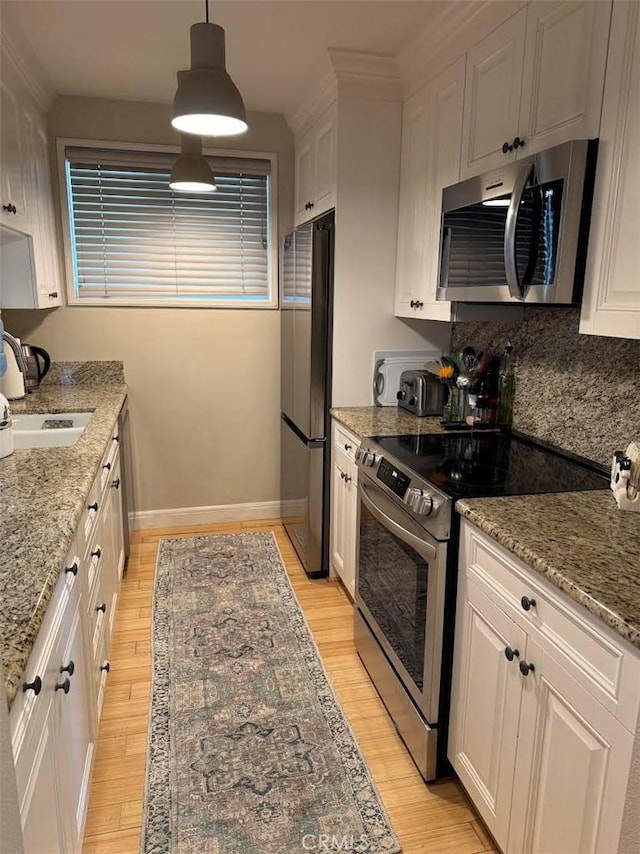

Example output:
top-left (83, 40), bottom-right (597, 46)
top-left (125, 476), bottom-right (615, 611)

top-left (354, 431), bottom-right (608, 781)
top-left (437, 139), bottom-right (597, 304)
top-left (397, 370), bottom-right (446, 417)
top-left (21, 344), bottom-right (50, 392)
top-left (280, 212), bottom-right (334, 578)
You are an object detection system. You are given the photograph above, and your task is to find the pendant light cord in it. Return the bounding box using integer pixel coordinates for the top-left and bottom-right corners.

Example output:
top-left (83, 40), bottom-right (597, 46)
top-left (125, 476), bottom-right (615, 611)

top-left (205, 0), bottom-right (209, 23)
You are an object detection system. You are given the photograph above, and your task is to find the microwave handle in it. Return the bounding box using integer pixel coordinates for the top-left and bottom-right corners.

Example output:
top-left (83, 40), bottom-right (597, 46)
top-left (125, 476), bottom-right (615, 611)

top-left (504, 163), bottom-right (534, 301)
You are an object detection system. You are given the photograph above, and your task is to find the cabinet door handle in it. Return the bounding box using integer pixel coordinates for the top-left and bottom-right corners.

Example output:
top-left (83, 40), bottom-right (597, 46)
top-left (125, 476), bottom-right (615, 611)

top-left (103, 462), bottom-right (111, 471)
top-left (60, 661), bottom-right (75, 676)
top-left (344, 444), bottom-right (352, 451)
top-left (519, 660), bottom-right (535, 676)
top-left (96, 602), bottom-right (106, 614)
top-left (512, 136), bottom-right (525, 150)
top-left (3, 203), bottom-right (17, 214)
top-left (502, 140), bottom-right (514, 154)
top-left (409, 299), bottom-right (424, 309)
top-left (55, 678), bottom-right (71, 694)
top-left (112, 478), bottom-right (121, 489)
top-left (112, 435), bottom-right (120, 444)
top-left (23, 676), bottom-right (42, 695)
top-left (100, 662), bottom-right (111, 673)
top-left (343, 474), bottom-right (352, 483)
top-left (504, 646), bottom-right (520, 662)
top-left (339, 470), bottom-right (345, 480)
top-left (91, 547), bottom-right (102, 559)
top-left (521, 596), bottom-right (536, 612)
top-left (48, 291), bottom-right (58, 299)
top-left (88, 501), bottom-right (98, 512)
top-left (65, 561), bottom-right (78, 576)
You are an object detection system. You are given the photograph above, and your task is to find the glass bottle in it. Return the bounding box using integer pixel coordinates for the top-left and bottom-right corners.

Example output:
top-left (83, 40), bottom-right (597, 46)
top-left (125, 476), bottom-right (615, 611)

top-left (497, 343), bottom-right (515, 427)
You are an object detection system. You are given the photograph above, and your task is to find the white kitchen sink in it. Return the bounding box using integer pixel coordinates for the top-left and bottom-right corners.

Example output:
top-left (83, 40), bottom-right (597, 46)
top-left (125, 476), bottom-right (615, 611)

top-left (12, 412), bottom-right (93, 448)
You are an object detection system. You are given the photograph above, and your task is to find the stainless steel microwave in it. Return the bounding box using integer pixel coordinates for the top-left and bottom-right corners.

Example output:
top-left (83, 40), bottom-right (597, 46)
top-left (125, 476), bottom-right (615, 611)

top-left (437, 139), bottom-right (597, 304)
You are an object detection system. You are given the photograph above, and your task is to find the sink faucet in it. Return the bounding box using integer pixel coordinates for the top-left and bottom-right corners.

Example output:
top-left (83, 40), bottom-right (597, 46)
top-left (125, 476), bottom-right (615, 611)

top-left (2, 331), bottom-right (28, 375)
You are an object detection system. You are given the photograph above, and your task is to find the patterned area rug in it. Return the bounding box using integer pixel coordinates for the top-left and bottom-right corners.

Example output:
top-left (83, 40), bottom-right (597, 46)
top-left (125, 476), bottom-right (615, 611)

top-left (142, 532), bottom-right (400, 853)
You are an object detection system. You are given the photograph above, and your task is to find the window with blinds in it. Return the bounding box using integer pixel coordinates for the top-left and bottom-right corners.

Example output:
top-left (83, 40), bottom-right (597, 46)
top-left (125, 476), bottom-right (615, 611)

top-left (62, 144), bottom-right (275, 307)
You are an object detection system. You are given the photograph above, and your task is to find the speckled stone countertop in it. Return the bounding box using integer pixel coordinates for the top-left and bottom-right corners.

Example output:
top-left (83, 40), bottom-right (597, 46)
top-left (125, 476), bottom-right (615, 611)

top-left (457, 492), bottom-right (640, 649)
top-left (1, 362), bottom-right (127, 707)
top-left (331, 406), bottom-right (447, 438)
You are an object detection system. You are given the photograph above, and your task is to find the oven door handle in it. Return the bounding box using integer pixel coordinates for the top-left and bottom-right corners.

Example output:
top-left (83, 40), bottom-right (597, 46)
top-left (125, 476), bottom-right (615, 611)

top-left (359, 480), bottom-right (438, 562)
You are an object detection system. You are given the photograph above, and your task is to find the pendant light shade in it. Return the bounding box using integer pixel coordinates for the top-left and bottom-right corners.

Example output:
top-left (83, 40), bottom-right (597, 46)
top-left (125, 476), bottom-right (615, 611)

top-left (172, 21), bottom-right (248, 137)
top-left (169, 131), bottom-right (216, 192)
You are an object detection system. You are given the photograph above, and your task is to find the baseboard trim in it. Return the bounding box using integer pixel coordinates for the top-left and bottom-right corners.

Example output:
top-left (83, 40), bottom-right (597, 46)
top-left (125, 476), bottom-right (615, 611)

top-left (129, 500), bottom-right (305, 531)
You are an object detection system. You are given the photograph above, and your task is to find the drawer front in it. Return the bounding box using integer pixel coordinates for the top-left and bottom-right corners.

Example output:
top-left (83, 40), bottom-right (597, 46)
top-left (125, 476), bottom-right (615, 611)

top-left (98, 426), bottom-right (120, 496)
top-left (333, 421), bottom-right (359, 461)
top-left (462, 521), bottom-right (640, 730)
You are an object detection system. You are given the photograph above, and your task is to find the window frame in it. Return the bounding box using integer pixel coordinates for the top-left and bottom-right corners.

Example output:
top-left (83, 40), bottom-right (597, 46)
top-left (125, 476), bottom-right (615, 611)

top-left (56, 138), bottom-right (279, 309)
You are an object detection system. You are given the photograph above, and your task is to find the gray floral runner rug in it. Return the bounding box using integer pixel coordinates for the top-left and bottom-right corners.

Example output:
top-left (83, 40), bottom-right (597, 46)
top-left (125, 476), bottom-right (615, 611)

top-left (141, 531), bottom-right (400, 854)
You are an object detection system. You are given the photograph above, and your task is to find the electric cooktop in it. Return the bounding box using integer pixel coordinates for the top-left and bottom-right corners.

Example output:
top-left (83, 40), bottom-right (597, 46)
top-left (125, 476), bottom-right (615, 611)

top-left (370, 431), bottom-right (608, 502)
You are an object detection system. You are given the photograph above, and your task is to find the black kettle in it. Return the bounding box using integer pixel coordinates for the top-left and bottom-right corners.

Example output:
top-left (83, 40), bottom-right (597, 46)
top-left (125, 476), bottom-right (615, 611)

top-left (21, 344), bottom-right (51, 392)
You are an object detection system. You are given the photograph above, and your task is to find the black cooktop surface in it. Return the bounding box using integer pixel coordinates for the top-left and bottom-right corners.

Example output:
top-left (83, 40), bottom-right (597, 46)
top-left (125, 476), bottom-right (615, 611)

top-left (371, 432), bottom-right (608, 501)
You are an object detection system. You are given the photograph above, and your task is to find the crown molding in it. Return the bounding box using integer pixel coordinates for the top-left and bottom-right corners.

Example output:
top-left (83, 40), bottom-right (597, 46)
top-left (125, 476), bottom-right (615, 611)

top-left (0, 18), bottom-right (55, 112)
top-left (398, 0), bottom-right (526, 98)
top-left (285, 49), bottom-right (401, 137)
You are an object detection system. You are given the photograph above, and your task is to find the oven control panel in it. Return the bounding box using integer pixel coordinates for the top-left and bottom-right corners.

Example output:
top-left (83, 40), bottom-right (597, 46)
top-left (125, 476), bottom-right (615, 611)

top-left (376, 458), bottom-right (410, 499)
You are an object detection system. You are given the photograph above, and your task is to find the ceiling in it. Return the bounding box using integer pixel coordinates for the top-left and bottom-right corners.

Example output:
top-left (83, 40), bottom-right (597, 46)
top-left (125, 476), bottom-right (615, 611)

top-left (2, 0), bottom-right (448, 116)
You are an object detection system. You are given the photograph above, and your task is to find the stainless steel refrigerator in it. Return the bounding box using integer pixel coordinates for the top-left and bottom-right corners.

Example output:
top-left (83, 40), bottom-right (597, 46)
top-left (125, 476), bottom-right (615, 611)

top-left (280, 211), bottom-right (334, 578)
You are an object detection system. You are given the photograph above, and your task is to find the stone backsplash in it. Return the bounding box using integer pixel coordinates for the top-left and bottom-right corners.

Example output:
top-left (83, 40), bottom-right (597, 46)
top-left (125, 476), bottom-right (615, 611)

top-left (451, 307), bottom-right (640, 467)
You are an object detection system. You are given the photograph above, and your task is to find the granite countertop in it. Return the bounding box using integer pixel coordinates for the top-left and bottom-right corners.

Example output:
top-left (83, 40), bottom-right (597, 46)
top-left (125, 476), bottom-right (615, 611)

top-left (457, 492), bottom-right (640, 649)
top-left (331, 406), bottom-right (447, 439)
top-left (1, 362), bottom-right (127, 707)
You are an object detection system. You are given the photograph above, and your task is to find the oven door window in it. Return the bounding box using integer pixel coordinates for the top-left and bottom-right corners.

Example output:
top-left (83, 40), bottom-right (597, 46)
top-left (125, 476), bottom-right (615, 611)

top-left (358, 502), bottom-right (430, 691)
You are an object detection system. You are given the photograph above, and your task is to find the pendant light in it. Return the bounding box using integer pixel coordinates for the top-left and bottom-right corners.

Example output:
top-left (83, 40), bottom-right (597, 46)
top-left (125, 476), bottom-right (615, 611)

top-left (172, 0), bottom-right (248, 137)
top-left (170, 72), bottom-right (217, 192)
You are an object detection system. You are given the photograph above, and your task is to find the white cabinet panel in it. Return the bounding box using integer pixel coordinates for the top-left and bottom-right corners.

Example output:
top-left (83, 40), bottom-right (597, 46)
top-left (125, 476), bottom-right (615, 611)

top-left (330, 421), bottom-right (358, 597)
top-left (461, 9), bottom-right (526, 178)
top-left (294, 102), bottom-right (337, 226)
top-left (395, 57), bottom-right (465, 321)
top-left (510, 639), bottom-right (634, 854)
top-left (450, 576), bottom-right (526, 849)
top-left (519, 1), bottom-right (611, 156)
top-left (452, 520), bottom-right (640, 854)
top-left (294, 130), bottom-right (314, 225)
top-left (580, 0), bottom-right (640, 340)
top-left (20, 704), bottom-right (63, 854)
top-left (0, 72), bottom-right (30, 231)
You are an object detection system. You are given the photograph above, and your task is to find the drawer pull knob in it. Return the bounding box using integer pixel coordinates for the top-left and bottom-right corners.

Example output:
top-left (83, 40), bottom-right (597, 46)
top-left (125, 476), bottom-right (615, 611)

top-left (519, 661), bottom-right (535, 676)
top-left (65, 561), bottom-right (78, 576)
top-left (91, 547), bottom-right (102, 559)
top-left (100, 662), bottom-right (111, 673)
top-left (112, 478), bottom-right (121, 489)
top-left (60, 661), bottom-right (75, 676)
top-left (113, 435), bottom-right (120, 444)
top-left (96, 602), bottom-right (106, 614)
top-left (343, 474), bottom-right (352, 483)
top-left (344, 444), bottom-right (352, 451)
top-left (3, 203), bottom-right (17, 214)
top-left (521, 596), bottom-right (536, 612)
top-left (512, 136), bottom-right (525, 150)
top-left (504, 646), bottom-right (520, 662)
top-left (103, 462), bottom-right (111, 471)
top-left (502, 140), bottom-right (514, 154)
top-left (88, 501), bottom-right (98, 512)
top-left (55, 678), bottom-right (71, 694)
top-left (23, 676), bottom-right (42, 695)
top-left (49, 291), bottom-right (58, 299)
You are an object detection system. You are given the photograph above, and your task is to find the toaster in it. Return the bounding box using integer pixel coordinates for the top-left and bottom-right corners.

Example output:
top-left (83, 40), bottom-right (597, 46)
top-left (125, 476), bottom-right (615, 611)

top-left (397, 370), bottom-right (446, 417)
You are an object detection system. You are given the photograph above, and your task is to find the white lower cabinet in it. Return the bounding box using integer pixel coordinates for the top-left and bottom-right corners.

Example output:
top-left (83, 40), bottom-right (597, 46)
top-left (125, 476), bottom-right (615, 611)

top-left (330, 421), bottom-right (359, 597)
top-left (10, 413), bottom-right (126, 853)
top-left (449, 520), bottom-right (639, 854)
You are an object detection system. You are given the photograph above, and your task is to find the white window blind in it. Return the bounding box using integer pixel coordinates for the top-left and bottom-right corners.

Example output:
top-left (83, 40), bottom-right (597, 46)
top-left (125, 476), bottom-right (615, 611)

top-left (64, 146), bottom-right (272, 305)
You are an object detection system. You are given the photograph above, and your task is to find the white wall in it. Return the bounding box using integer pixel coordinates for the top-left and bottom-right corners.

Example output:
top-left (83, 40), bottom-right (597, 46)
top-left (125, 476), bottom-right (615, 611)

top-left (4, 96), bottom-right (293, 515)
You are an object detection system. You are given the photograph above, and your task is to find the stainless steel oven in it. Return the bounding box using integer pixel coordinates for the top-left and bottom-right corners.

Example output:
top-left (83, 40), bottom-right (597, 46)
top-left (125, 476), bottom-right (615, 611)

top-left (355, 461), bottom-right (450, 781)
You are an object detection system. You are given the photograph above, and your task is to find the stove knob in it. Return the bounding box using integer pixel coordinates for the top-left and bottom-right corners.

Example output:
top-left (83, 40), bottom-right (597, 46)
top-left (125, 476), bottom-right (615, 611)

top-left (414, 492), bottom-right (434, 516)
top-left (355, 448), bottom-right (377, 467)
top-left (403, 487), bottom-right (424, 510)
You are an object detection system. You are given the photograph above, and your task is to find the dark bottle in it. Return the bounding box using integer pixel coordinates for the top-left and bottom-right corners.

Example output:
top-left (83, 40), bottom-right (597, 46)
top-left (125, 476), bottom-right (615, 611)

top-left (497, 343), bottom-right (515, 427)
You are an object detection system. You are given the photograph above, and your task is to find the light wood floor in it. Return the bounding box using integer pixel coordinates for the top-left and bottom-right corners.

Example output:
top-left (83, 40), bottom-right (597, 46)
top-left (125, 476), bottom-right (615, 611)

top-left (83, 520), bottom-right (496, 854)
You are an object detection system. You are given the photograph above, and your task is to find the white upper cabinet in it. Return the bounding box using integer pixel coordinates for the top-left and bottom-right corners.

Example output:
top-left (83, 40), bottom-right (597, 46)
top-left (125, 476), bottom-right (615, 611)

top-left (580, 0), bottom-right (640, 340)
top-left (461, 9), bottom-right (526, 178)
top-left (294, 102), bottom-right (337, 226)
top-left (461, 2), bottom-right (612, 179)
top-left (519, 1), bottom-right (611, 155)
top-left (395, 57), bottom-right (465, 320)
top-left (0, 71), bottom-right (31, 232)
